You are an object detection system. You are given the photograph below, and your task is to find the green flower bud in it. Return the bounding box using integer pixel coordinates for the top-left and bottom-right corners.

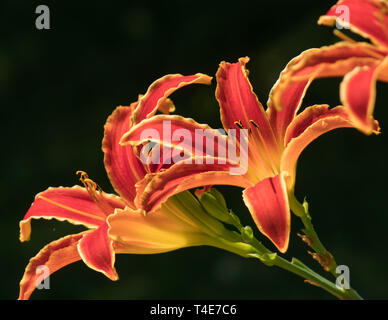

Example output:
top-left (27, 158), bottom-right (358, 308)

top-left (197, 188), bottom-right (235, 225)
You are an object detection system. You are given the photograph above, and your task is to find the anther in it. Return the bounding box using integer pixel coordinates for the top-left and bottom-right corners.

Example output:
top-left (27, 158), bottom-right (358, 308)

top-left (234, 120), bottom-right (244, 129)
top-left (76, 170), bottom-right (102, 196)
top-left (249, 120), bottom-right (260, 130)
top-left (76, 170), bottom-right (115, 215)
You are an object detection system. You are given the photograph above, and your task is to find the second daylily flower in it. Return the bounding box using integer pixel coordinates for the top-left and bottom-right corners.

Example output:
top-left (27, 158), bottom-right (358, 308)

top-left (272, 0), bottom-right (388, 134)
top-left (121, 57), bottom-right (370, 253)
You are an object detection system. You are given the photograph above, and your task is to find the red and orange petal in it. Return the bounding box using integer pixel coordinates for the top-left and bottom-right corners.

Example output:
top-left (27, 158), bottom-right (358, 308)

top-left (120, 114), bottom-right (229, 160)
top-left (281, 105), bottom-right (358, 189)
top-left (284, 105), bottom-right (349, 144)
top-left (102, 105), bottom-right (147, 207)
top-left (146, 145), bottom-right (188, 174)
top-left (18, 233), bottom-right (84, 300)
top-left (20, 186), bottom-right (124, 242)
top-left (268, 42), bottom-right (383, 142)
top-left (215, 57), bottom-right (277, 146)
top-left (242, 173), bottom-right (290, 253)
top-left (318, 0), bottom-right (388, 49)
top-left (267, 79), bottom-right (311, 144)
top-left (340, 65), bottom-right (381, 134)
top-left (134, 160), bottom-right (252, 212)
top-left (77, 223), bottom-right (118, 281)
top-left (284, 43), bottom-right (383, 80)
top-left (131, 73), bottom-right (212, 125)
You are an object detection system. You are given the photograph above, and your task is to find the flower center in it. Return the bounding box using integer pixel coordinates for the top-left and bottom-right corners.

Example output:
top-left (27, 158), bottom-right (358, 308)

top-left (234, 120), bottom-right (278, 181)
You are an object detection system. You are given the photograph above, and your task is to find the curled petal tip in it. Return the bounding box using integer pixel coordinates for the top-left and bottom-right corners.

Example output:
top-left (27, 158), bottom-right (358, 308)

top-left (238, 56), bottom-right (250, 64)
top-left (106, 270), bottom-right (119, 281)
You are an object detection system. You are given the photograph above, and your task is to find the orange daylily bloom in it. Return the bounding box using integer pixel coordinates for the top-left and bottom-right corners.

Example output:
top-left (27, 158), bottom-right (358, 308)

top-left (121, 57), bottom-right (369, 253)
top-left (272, 0), bottom-right (388, 135)
top-left (19, 73), bottom-right (246, 299)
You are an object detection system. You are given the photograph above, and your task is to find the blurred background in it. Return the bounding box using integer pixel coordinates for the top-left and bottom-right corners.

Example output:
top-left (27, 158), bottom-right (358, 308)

top-left (1, 0), bottom-right (388, 300)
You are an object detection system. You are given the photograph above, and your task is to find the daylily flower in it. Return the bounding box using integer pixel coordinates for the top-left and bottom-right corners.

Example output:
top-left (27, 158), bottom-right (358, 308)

top-left (272, 0), bottom-right (388, 134)
top-left (120, 57), bottom-right (371, 253)
top-left (18, 73), bottom-right (252, 299)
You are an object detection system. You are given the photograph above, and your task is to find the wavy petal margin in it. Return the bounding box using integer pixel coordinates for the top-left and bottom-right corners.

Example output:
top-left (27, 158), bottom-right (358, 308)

top-left (18, 233), bottom-right (84, 300)
top-left (19, 186), bottom-right (121, 242)
top-left (131, 73), bottom-right (212, 125)
top-left (102, 105), bottom-right (147, 207)
top-left (242, 173), bottom-right (290, 253)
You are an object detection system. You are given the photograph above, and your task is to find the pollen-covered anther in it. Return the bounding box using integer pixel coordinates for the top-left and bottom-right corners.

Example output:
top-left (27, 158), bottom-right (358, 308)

top-left (234, 120), bottom-right (245, 129)
top-left (76, 171), bottom-right (102, 199)
top-left (75, 171), bottom-right (113, 215)
top-left (249, 120), bottom-right (260, 130)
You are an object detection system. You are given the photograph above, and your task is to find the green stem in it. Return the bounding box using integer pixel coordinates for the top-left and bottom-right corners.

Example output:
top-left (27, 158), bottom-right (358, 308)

top-left (271, 255), bottom-right (363, 300)
top-left (209, 231), bottom-right (363, 300)
top-left (289, 194), bottom-right (338, 277)
top-left (199, 190), bottom-right (363, 299)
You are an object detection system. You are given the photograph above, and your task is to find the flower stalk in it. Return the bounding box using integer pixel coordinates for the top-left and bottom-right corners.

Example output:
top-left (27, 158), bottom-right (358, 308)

top-left (218, 221), bottom-right (363, 300)
top-left (269, 255), bottom-right (363, 300)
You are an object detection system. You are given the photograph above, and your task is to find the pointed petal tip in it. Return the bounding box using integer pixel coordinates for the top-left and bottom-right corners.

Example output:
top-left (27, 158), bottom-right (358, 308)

top-left (276, 239), bottom-right (289, 254)
top-left (195, 73), bottom-right (213, 84)
top-left (354, 119), bottom-right (381, 135)
top-left (105, 269), bottom-right (119, 281)
top-left (242, 174), bottom-right (291, 254)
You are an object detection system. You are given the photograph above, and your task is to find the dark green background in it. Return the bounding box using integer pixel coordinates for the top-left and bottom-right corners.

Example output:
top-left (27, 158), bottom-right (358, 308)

top-left (1, 0), bottom-right (387, 300)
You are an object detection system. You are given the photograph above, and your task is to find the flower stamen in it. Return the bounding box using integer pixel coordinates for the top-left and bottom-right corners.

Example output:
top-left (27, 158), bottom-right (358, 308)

top-left (234, 120), bottom-right (244, 129)
top-left (333, 29), bottom-right (357, 44)
top-left (76, 170), bottom-right (115, 216)
top-left (249, 120), bottom-right (278, 176)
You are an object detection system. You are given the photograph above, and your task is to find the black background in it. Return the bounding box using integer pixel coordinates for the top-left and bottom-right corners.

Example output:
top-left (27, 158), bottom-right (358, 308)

top-left (2, 0), bottom-right (388, 299)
